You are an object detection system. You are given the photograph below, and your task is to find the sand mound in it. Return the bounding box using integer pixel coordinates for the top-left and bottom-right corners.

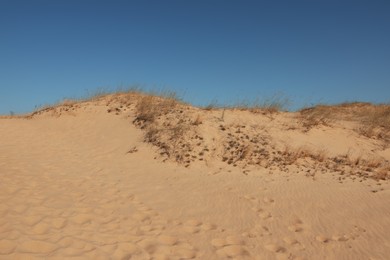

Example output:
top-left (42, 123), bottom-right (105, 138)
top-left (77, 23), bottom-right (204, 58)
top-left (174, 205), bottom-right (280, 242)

top-left (0, 93), bottom-right (389, 259)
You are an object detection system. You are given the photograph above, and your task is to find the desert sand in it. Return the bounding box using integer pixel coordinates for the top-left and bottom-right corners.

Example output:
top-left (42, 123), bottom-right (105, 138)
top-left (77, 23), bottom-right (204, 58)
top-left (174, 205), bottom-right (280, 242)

top-left (0, 93), bottom-right (389, 259)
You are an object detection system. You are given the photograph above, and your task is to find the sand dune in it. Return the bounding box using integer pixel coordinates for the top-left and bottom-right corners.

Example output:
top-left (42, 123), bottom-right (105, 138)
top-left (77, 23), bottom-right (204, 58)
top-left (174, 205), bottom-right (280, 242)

top-left (0, 93), bottom-right (389, 259)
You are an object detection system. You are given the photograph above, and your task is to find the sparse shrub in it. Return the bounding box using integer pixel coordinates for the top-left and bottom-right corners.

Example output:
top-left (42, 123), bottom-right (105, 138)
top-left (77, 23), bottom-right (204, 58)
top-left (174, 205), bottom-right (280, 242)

top-left (169, 121), bottom-right (189, 141)
top-left (132, 92), bottom-right (201, 164)
top-left (298, 105), bottom-right (333, 130)
top-left (256, 94), bottom-right (290, 113)
top-left (203, 99), bottom-right (219, 111)
top-left (134, 94), bottom-right (178, 124)
top-left (374, 166), bottom-right (389, 180)
top-left (281, 146), bottom-right (328, 165)
top-left (144, 125), bottom-right (161, 143)
top-left (298, 102), bottom-right (390, 143)
top-left (282, 146), bottom-right (310, 164)
top-left (84, 87), bottom-right (111, 100)
top-left (232, 94), bottom-right (290, 114)
top-left (357, 104), bottom-right (390, 143)
top-left (366, 157), bottom-right (382, 168)
top-left (237, 145), bottom-right (252, 161)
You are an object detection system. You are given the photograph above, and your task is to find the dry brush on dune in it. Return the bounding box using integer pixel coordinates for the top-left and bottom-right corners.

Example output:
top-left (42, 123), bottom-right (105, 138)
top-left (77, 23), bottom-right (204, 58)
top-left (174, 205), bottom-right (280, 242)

top-left (298, 102), bottom-right (390, 144)
top-left (134, 96), bottom-right (390, 180)
top-left (22, 91), bottom-right (390, 180)
top-left (132, 93), bottom-right (207, 166)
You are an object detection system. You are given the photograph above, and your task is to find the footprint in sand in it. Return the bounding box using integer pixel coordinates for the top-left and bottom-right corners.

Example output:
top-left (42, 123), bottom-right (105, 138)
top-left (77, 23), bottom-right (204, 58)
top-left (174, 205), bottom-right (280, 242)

top-left (264, 243), bottom-right (286, 253)
top-left (172, 246), bottom-right (197, 259)
top-left (221, 245), bottom-right (248, 258)
top-left (201, 223), bottom-right (217, 231)
top-left (331, 234), bottom-right (349, 242)
top-left (136, 237), bottom-right (197, 259)
top-left (138, 225), bottom-right (154, 234)
top-left (288, 218), bottom-right (304, 233)
top-left (315, 235), bottom-right (329, 243)
top-left (211, 235), bottom-right (248, 258)
top-left (349, 225), bottom-right (366, 239)
top-left (245, 193), bottom-right (275, 222)
top-left (283, 237), bottom-right (306, 251)
top-left (263, 197), bottom-right (274, 203)
top-left (251, 206), bottom-right (264, 213)
top-left (259, 211), bottom-right (272, 220)
top-left (242, 224), bottom-right (271, 238)
top-left (288, 224), bottom-right (303, 233)
top-left (183, 225), bottom-right (200, 234)
top-left (243, 195), bottom-right (258, 203)
top-left (182, 219), bottom-right (202, 234)
top-left (211, 238), bottom-right (226, 247)
top-left (315, 229), bottom-right (353, 245)
top-left (260, 225), bottom-right (272, 236)
top-left (158, 235), bottom-right (178, 246)
top-left (177, 218), bottom-right (216, 232)
top-left (135, 224), bottom-right (166, 236)
top-left (283, 237), bottom-right (299, 245)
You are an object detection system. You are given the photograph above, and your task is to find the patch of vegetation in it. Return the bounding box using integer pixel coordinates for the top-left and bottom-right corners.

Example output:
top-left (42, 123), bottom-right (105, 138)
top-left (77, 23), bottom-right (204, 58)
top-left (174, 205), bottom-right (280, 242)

top-left (298, 105), bottom-right (333, 130)
top-left (230, 94), bottom-right (290, 114)
top-left (133, 92), bottom-right (200, 165)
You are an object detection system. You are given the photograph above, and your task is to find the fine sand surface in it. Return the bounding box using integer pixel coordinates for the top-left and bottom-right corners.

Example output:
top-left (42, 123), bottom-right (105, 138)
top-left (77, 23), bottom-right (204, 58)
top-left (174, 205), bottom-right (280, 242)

top-left (0, 95), bottom-right (389, 259)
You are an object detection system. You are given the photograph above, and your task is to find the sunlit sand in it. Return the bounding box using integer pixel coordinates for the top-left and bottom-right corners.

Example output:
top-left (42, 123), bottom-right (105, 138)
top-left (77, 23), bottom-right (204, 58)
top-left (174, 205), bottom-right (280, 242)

top-left (0, 93), bottom-right (389, 259)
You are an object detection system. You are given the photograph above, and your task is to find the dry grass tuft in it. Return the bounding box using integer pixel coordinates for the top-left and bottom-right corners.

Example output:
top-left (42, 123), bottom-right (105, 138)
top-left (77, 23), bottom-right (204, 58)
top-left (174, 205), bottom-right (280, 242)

top-left (203, 99), bottom-right (219, 111)
top-left (255, 95), bottom-right (290, 113)
top-left (374, 166), bottom-right (390, 180)
top-left (365, 157), bottom-right (383, 168)
top-left (298, 105), bottom-right (333, 130)
top-left (356, 105), bottom-right (390, 142)
top-left (133, 92), bottom-right (202, 165)
top-left (134, 93), bottom-right (179, 125)
top-left (298, 102), bottom-right (390, 144)
top-left (231, 95), bottom-right (290, 114)
top-left (282, 146), bottom-right (308, 164)
top-left (281, 146), bottom-right (328, 165)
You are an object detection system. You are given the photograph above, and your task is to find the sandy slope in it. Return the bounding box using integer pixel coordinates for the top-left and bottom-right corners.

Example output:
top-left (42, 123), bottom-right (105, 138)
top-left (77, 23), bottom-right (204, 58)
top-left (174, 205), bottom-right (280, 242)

top-left (0, 97), bottom-right (389, 259)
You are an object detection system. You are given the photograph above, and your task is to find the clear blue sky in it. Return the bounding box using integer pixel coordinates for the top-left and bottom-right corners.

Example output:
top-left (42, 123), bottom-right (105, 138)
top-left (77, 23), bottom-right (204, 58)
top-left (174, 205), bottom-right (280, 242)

top-left (1, 0), bottom-right (389, 114)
